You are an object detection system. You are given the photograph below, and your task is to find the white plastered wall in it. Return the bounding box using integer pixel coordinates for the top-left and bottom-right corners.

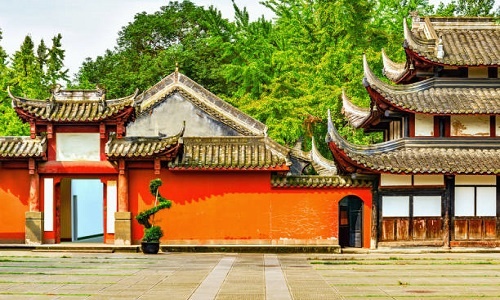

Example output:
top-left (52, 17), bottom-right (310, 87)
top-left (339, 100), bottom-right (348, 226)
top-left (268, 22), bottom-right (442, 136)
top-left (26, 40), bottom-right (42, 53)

top-left (450, 115), bottom-right (490, 137)
top-left (414, 114), bottom-right (434, 136)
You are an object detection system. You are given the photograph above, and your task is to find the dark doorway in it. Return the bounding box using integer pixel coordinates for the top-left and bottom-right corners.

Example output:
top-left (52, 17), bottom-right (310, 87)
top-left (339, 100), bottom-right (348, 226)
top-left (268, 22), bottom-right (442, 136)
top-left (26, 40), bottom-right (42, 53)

top-left (339, 196), bottom-right (363, 247)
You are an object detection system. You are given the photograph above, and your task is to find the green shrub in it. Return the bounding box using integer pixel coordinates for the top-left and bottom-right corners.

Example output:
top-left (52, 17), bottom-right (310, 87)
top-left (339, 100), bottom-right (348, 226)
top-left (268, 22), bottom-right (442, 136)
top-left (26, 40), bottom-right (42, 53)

top-left (135, 178), bottom-right (172, 242)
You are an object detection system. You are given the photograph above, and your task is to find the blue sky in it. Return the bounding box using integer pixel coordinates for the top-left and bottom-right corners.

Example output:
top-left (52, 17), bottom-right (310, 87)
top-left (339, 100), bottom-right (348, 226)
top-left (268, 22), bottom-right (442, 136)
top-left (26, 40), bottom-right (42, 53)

top-left (0, 0), bottom-right (273, 76)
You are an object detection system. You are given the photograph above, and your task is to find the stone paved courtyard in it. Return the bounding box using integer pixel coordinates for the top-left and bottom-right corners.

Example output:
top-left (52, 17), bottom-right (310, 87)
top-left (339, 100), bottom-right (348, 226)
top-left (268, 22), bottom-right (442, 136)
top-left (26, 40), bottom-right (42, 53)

top-left (0, 250), bottom-right (499, 299)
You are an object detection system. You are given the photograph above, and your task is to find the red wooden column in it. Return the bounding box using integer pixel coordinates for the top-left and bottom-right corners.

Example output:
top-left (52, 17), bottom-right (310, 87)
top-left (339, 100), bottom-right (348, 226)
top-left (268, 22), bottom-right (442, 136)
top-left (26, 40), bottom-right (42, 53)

top-left (28, 174), bottom-right (40, 211)
top-left (26, 158), bottom-right (43, 244)
top-left (118, 160), bottom-right (128, 212)
top-left (115, 159), bottom-right (132, 245)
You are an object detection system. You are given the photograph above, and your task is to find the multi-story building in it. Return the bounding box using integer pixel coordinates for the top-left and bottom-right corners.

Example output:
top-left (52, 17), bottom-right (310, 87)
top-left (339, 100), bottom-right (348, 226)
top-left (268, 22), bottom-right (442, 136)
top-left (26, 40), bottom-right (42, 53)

top-left (330, 16), bottom-right (499, 248)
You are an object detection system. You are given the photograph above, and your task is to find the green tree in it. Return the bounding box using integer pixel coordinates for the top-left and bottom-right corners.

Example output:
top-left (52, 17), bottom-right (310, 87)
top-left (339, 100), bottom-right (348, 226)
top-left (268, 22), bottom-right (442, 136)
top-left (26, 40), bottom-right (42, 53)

top-left (9, 35), bottom-right (47, 99)
top-left (47, 33), bottom-right (69, 85)
top-left (435, 0), bottom-right (498, 16)
top-left (0, 30), bottom-right (30, 136)
top-left (74, 0), bottom-right (232, 98)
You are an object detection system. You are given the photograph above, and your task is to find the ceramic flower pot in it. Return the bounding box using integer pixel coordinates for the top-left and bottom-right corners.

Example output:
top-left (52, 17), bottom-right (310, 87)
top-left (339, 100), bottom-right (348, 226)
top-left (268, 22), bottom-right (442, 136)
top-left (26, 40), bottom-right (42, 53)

top-left (141, 241), bottom-right (160, 254)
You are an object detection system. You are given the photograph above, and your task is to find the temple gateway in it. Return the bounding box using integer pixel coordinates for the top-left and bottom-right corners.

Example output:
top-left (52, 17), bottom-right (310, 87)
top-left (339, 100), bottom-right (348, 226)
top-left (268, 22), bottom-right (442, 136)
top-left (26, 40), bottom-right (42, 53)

top-left (0, 16), bottom-right (498, 249)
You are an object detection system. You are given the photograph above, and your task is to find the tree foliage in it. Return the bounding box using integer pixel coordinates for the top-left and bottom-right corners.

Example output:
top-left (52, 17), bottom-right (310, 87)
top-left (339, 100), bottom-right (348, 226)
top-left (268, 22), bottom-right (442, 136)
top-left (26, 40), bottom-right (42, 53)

top-left (0, 31), bottom-right (69, 136)
top-left (2, 0), bottom-right (498, 151)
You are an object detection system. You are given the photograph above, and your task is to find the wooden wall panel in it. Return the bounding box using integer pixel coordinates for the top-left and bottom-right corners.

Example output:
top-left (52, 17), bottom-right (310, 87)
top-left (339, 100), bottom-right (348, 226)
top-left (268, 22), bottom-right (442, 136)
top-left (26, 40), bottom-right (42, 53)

top-left (426, 219), bottom-right (442, 239)
top-left (454, 219), bottom-right (468, 240)
top-left (484, 219), bottom-right (497, 239)
top-left (412, 219), bottom-right (426, 240)
top-left (396, 219), bottom-right (409, 240)
top-left (468, 219), bottom-right (483, 239)
top-left (381, 219), bottom-right (395, 241)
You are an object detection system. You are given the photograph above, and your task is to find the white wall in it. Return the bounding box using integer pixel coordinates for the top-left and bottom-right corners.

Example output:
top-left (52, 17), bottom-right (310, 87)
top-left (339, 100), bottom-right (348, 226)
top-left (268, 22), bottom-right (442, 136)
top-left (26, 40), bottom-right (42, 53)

top-left (450, 116), bottom-right (490, 137)
top-left (414, 114), bottom-right (434, 136)
top-left (56, 133), bottom-right (100, 161)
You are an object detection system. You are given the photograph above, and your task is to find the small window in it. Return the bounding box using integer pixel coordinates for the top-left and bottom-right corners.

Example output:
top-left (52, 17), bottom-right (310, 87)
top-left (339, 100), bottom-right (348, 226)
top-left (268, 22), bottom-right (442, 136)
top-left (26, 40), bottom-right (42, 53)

top-left (382, 195), bottom-right (443, 218)
top-left (476, 187), bottom-right (496, 217)
top-left (454, 187), bottom-right (475, 217)
top-left (454, 186), bottom-right (497, 217)
top-left (413, 196), bottom-right (441, 217)
top-left (382, 196), bottom-right (409, 217)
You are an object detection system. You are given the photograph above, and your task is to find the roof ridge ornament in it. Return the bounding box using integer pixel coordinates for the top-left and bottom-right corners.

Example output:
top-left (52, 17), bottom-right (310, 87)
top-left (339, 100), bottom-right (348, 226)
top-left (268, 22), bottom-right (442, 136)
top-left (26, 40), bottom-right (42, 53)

top-left (436, 36), bottom-right (444, 59)
top-left (410, 11), bottom-right (420, 30)
top-left (174, 62), bottom-right (179, 83)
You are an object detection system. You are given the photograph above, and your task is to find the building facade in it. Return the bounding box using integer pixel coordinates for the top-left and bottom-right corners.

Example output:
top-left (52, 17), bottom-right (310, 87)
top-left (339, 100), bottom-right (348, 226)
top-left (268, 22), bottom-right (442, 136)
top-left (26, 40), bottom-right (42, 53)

top-left (1, 71), bottom-right (372, 248)
top-left (331, 16), bottom-right (499, 248)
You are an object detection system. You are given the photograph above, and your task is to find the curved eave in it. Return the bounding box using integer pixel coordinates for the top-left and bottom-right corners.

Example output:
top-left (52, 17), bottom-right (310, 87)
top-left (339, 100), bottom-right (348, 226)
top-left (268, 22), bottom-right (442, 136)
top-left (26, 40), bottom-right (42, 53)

top-left (404, 18), bottom-right (500, 67)
top-left (105, 125), bottom-right (184, 160)
top-left (136, 72), bottom-right (268, 136)
top-left (341, 90), bottom-right (373, 129)
top-left (381, 49), bottom-right (410, 83)
top-left (363, 56), bottom-right (500, 115)
top-left (9, 87), bottom-right (138, 124)
top-left (363, 55), bottom-right (417, 114)
top-left (309, 137), bottom-right (337, 176)
top-left (327, 111), bottom-right (380, 175)
top-left (403, 19), bottom-right (439, 62)
top-left (328, 113), bottom-right (500, 175)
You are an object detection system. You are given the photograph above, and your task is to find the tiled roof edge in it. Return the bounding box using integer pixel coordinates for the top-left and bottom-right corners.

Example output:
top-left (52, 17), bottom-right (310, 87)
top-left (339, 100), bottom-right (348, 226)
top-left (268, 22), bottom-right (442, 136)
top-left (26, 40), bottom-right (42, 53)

top-left (271, 175), bottom-right (372, 188)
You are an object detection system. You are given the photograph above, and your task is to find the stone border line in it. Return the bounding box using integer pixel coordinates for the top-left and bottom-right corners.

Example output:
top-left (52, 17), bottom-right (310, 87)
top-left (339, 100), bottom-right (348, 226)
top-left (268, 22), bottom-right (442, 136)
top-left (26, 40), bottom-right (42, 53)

top-left (265, 254), bottom-right (292, 300)
top-left (189, 255), bottom-right (236, 300)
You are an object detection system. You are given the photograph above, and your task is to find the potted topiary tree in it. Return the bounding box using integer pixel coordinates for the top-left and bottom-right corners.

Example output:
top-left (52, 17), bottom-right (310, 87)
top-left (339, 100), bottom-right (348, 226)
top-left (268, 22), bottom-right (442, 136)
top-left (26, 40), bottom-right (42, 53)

top-left (135, 178), bottom-right (171, 254)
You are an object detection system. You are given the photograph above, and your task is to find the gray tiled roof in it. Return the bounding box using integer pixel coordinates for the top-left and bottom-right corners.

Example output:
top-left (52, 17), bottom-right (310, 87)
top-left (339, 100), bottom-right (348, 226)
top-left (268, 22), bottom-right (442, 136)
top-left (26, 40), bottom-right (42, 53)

top-left (9, 87), bottom-right (137, 123)
top-left (405, 16), bottom-right (500, 66)
top-left (327, 114), bottom-right (500, 175)
top-left (0, 136), bottom-right (46, 159)
top-left (106, 133), bottom-right (182, 159)
top-left (363, 56), bottom-right (500, 114)
top-left (271, 175), bottom-right (372, 188)
top-left (170, 136), bottom-right (289, 170)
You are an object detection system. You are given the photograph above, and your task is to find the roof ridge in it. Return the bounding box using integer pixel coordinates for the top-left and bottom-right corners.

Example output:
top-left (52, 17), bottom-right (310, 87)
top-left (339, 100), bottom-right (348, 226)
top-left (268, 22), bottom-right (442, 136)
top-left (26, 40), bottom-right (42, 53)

top-left (136, 72), bottom-right (267, 136)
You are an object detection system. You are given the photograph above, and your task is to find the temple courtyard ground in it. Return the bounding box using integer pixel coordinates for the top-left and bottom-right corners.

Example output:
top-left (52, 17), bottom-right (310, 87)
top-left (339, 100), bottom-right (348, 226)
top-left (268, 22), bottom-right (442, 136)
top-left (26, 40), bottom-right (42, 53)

top-left (0, 250), bottom-right (499, 299)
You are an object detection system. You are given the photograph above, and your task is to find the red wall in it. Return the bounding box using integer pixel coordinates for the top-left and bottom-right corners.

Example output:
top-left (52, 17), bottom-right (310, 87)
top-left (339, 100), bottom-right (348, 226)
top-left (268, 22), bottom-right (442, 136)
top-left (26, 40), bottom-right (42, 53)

top-left (0, 168), bottom-right (30, 243)
top-left (129, 169), bottom-right (372, 247)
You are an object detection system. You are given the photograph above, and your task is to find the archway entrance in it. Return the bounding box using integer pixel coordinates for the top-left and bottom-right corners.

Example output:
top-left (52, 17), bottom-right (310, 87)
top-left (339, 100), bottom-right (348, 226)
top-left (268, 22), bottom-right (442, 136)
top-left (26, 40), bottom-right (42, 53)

top-left (60, 179), bottom-right (104, 242)
top-left (339, 196), bottom-right (363, 247)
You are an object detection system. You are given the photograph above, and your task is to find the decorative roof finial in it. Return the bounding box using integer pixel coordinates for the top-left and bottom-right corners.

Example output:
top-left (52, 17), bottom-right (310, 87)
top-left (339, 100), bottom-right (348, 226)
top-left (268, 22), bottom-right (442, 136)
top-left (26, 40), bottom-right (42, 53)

top-left (436, 36), bottom-right (444, 59)
top-left (174, 62), bottom-right (179, 83)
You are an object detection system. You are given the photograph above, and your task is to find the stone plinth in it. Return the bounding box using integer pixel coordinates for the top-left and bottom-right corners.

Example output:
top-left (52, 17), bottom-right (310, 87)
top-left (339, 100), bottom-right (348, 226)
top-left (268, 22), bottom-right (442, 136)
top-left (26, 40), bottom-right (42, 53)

top-left (25, 211), bottom-right (43, 245)
top-left (114, 212), bottom-right (132, 245)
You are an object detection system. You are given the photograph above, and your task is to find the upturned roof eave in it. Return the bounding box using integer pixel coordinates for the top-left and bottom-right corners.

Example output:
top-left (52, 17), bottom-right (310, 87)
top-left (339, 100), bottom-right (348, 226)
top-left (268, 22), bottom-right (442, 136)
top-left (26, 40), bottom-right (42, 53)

top-left (404, 16), bottom-right (500, 67)
top-left (363, 55), bottom-right (500, 115)
top-left (341, 90), bottom-right (374, 129)
top-left (9, 86), bottom-right (138, 124)
top-left (381, 48), bottom-right (410, 83)
top-left (105, 123), bottom-right (185, 160)
top-left (327, 113), bottom-right (500, 175)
